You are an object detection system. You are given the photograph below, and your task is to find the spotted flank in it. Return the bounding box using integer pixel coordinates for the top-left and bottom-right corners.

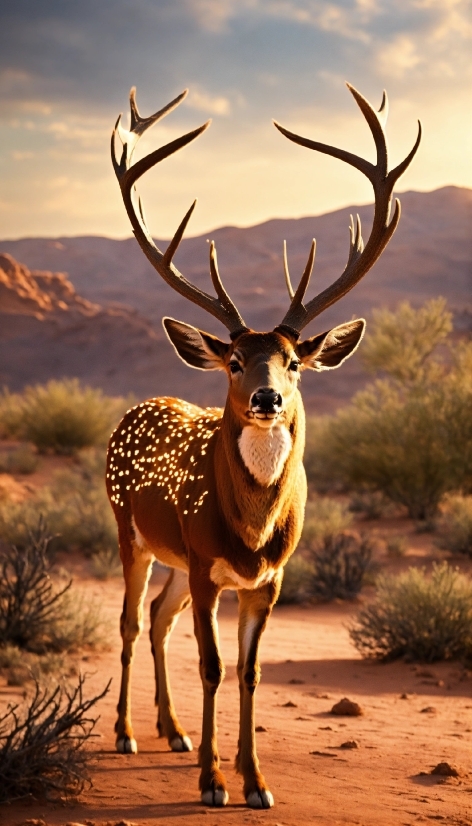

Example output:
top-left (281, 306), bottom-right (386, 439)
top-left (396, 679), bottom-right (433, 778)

top-left (107, 398), bottom-right (221, 513)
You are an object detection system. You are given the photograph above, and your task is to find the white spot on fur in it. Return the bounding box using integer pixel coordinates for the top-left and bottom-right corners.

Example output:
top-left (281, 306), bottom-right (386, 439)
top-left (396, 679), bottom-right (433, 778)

top-left (238, 425), bottom-right (292, 486)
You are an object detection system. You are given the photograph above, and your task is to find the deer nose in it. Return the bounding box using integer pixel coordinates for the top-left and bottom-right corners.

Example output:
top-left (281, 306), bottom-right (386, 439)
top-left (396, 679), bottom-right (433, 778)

top-left (250, 387), bottom-right (283, 412)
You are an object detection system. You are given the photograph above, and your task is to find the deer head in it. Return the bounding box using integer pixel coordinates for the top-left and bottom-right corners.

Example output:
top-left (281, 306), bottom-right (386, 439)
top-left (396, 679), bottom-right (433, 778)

top-left (111, 84), bottom-right (421, 427)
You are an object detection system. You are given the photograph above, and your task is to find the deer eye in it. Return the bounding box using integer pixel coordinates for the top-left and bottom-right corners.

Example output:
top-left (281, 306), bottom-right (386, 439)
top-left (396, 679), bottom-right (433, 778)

top-left (229, 361), bottom-right (242, 374)
top-left (289, 360), bottom-right (300, 372)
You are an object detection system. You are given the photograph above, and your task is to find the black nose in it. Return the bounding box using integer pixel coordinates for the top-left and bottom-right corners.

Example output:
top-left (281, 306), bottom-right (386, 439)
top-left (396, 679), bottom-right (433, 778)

top-left (250, 387), bottom-right (282, 411)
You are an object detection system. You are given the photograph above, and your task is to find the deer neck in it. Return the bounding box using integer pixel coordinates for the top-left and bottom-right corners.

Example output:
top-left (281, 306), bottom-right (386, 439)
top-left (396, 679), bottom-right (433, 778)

top-left (215, 391), bottom-right (305, 551)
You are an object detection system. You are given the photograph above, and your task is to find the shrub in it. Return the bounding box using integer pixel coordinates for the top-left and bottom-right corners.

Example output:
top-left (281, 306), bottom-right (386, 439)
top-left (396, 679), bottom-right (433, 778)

top-left (301, 497), bottom-right (353, 546)
top-left (319, 376), bottom-right (471, 520)
top-left (0, 459), bottom-right (118, 557)
top-left (306, 302), bottom-right (472, 520)
top-left (308, 532), bottom-right (376, 601)
top-left (439, 495), bottom-right (472, 556)
top-left (0, 675), bottom-right (110, 802)
top-left (350, 563), bottom-right (472, 662)
top-left (361, 298), bottom-right (452, 384)
top-left (349, 491), bottom-right (388, 520)
top-left (0, 445), bottom-right (38, 475)
top-left (278, 554), bottom-right (313, 605)
top-left (90, 547), bottom-right (122, 580)
top-left (0, 379), bottom-right (133, 455)
top-left (385, 535), bottom-right (408, 558)
top-left (0, 524), bottom-right (106, 654)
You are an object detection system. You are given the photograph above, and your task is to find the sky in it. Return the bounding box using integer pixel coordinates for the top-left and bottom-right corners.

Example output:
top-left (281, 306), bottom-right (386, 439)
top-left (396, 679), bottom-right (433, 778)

top-left (0, 0), bottom-right (471, 239)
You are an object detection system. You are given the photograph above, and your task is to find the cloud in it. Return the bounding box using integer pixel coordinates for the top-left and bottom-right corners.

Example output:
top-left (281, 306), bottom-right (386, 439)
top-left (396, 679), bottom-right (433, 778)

top-left (188, 87), bottom-right (231, 115)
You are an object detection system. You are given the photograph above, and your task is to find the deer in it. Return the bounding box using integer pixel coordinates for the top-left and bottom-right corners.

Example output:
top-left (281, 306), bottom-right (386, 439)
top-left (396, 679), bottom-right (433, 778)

top-left (107, 82), bottom-right (421, 809)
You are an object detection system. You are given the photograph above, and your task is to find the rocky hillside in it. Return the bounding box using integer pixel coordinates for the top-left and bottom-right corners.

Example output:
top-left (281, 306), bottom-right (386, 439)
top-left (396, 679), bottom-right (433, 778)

top-left (1, 186), bottom-right (470, 412)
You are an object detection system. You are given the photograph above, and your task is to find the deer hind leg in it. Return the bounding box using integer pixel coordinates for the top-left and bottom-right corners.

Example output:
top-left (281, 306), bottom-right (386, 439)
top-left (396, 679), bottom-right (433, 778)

top-left (235, 577), bottom-right (281, 809)
top-left (150, 567), bottom-right (193, 752)
top-left (115, 547), bottom-right (153, 755)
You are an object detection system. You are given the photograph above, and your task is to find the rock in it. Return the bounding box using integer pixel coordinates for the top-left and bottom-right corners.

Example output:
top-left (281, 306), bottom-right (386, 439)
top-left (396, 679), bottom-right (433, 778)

top-left (288, 678), bottom-right (305, 684)
top-left (282, 700), bottom-right (297, 707)
top-left (420, 706), bottom-right (437, 713)
top-left (330, 697), bottom-right (364, 717)
top-left (255, 725), bottom-right (268, 732)
top-left (340, 740), bottom-right (359, 749)
top-left (431, 762), bottom-right (460, 777)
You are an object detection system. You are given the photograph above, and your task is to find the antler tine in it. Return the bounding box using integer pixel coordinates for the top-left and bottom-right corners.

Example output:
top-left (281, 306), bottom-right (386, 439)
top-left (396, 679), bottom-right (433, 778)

top-left (274, 83), bottom-right (421, 333)
top-left (111, 88), bottom-right (248, 336)
top-left (283, 241), bottom-right (295, 299)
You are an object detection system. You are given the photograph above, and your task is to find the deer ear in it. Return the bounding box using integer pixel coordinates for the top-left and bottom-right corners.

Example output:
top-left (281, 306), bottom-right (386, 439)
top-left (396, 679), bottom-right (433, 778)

top-left (296, 319), bottom-right (366, 370)
top-left (163, 317), bottom-right (230, 370)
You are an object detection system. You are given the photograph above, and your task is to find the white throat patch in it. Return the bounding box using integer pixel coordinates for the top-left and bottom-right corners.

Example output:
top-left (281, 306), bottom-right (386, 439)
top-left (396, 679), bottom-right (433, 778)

top-left (238, 424), bottom-right (292, 486)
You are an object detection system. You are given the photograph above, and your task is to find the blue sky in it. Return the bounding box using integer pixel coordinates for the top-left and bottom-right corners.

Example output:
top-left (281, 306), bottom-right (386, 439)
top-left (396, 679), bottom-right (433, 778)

top-left (0, 0), bottom-right (470, 238)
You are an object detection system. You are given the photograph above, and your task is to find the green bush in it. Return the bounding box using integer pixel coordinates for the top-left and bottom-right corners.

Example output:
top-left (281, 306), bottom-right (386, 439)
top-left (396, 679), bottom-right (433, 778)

top-left (308, 531), bottom-right (376, 601)
top-left (0, 445), bottom-right (38, 475)
top-left (304, 301), bottom-right (472, 519)
top-left (301, 497), bottom-right (352, 546)
top-left (0, 380), bottom-right (133, 455)
top-left (0, 524), bottom-right (107, 655)
top-left (290, 498), bottom-right (374, 602)
top-left (0, 455), bottom-right (118, 558)
top-left (439, 495), bottom-right (472, 556)
top-left (350, 563), bottom-right (472, 662)
top-left (278, 554), bottom-right (313, 605)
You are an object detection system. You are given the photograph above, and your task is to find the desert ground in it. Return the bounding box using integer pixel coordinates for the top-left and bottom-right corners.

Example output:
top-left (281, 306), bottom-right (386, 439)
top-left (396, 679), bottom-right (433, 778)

top-left (1, 519), bottom-right (472, 826)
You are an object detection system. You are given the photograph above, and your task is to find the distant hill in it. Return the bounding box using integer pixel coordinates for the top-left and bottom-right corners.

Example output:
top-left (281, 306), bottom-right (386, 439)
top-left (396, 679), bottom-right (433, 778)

top-left (1, 186), bottom-right (471, 412)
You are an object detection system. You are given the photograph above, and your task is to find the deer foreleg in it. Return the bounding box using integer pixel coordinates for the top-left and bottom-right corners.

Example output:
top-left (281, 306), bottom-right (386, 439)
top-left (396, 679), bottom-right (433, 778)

top-left (235, 577), bottom-right (281, 808)
top-left (115, 551), bottom-right (153, 754)
top-left (150, 567), bottom-right (193, 751)
top-left (190, 565), bottom-right (228, 807)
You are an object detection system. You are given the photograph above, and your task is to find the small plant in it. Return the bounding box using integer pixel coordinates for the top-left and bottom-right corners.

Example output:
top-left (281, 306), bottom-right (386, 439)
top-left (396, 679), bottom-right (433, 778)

top-left (0, 522), bottom-right (106, 655)
top-left (0, 674), bottom-right (110, 802)
top-left (90, 547), bottom-right (122, 580)
top-left (0, 460), bottom-right (118, 557)
top-left (302, 498), bottom-right (353, 547)
top-left (0, 380), bottom-right (133, 455)
top-left (0, 445), bottom-right (38, 475)
top-left (308, 532), bottom-right (375, 601)
top-left (349, 491), bottom-right (387, 520)
top-left (350, 563), bottom-right (472, 662)
top-left (439, 495), bottom-right (472, 556)
top-left (385, 535), bottom-right (408, 558)
top-left (0, 523), bottom-right (71, 652)
top-left (278, 554), bottom-right (313, 605)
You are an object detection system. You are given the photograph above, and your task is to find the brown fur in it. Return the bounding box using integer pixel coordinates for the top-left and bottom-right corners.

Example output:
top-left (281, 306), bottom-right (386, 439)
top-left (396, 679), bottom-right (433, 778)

top-left (107, 325), bottom-right (361, 808)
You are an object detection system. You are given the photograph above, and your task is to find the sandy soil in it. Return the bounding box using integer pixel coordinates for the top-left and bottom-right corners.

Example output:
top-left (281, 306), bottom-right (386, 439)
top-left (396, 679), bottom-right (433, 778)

top-left (2, 562), bottom-right (472, 826)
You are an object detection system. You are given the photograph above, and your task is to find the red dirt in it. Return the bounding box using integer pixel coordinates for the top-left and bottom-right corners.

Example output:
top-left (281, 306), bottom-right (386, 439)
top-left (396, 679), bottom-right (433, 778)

top-left (2, 565), bottom-right (472, 826)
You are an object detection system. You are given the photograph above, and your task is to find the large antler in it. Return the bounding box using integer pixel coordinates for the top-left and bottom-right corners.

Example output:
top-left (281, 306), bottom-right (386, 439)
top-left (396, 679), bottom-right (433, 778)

top-left (111, 88), bottom-right (248, 337)
top-left (273, 83), bottom-right (421, 337)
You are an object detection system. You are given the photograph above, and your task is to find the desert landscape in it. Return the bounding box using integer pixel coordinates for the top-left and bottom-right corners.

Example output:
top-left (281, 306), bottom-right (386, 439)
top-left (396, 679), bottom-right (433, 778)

top-left (1, 182), bottom-right (472, 824)
top-left (1, 439), bottom-right (472, 826)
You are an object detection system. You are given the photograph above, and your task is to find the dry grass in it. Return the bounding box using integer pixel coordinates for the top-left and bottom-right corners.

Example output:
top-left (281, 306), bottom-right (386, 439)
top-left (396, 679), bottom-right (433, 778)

top-left (0, 674), bottom-right (110, 802)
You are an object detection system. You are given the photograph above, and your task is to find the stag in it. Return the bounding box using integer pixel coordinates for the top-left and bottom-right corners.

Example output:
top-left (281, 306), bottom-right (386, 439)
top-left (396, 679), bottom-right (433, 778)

top-left (107, 84), bottom-right (421, 808)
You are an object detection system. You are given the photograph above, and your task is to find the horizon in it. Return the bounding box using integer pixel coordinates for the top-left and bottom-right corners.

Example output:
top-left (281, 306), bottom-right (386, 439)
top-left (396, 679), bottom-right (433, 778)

top-left (0, 183), bottom-right (468, 244)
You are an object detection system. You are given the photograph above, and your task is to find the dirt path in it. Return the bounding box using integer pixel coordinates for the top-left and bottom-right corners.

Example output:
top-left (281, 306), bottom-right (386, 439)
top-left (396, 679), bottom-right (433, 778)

top-left (2, 571), bottom-right (472, 826)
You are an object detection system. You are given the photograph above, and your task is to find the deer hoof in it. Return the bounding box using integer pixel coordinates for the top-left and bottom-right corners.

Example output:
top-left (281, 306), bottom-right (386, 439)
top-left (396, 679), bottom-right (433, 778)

top-left (201, 788), bottom-right (229, 807)
top-left (170, 734), bottom-right (193, 752)
top-left (246, 789), bottom-right (274, 809)
top-left (116, 736), bottom-right (138, 754)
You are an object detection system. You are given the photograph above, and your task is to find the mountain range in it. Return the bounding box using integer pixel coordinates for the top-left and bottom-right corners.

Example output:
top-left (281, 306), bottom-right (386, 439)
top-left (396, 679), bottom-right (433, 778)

top-left (1, 185), bottom-right (470, 413)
